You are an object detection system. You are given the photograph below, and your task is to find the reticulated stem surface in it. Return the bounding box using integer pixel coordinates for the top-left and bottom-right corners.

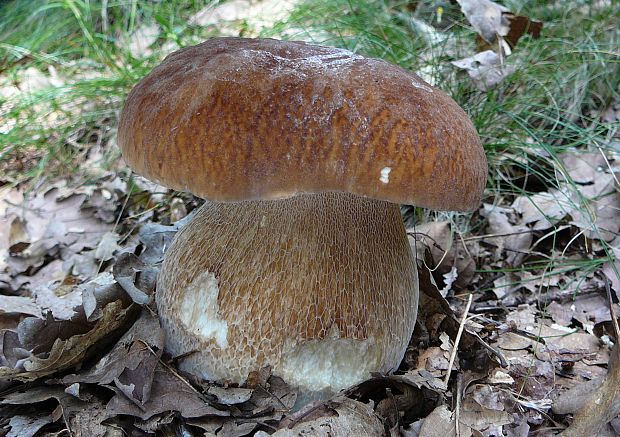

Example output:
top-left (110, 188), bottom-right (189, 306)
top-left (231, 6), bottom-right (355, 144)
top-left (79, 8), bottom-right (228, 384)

top-left (157, 192), bottom-right (418, 392)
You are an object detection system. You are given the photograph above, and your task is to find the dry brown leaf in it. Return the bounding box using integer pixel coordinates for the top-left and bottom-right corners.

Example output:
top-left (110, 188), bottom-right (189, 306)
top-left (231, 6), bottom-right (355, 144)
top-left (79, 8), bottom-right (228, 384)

top-left (561, 151), bottom-right (609, 184)
top-left (502, 14), bottom-right (543, 48)
top-left (1, 385), bottom-right (109, 437)
top-left (32, 284), bottom-right (82, 320)
top-left (79, 272), bottom-right (122, 321)
top-left (105, 363), bottom-right (228, 421)
top-left (456, 0), bottom-right (510, 44)
top-left (505, 421), bottom-right (530, 437)
top-left (456, 0), bottom-right (542, 53)
top-left (569, 189), bottom-right (620, 242)
top-left (470, 384), bottom-right (504, 411)
top-left (341, 372), bottom-right (446, 430)
top-left (6, 413), bottom-right (52, 437)
top-left (487, 368), bottom-right (514, 385)
top-left (0, 295), bottom-right (42, 318)
top-left (113, 252), bottom-right (156, 305)
top-left (417, 404), bottom-right (456, 437)
top-left (509, 360), bottom-right (554, 402)
top-left (496, 331), bottom-right (536, 351)
top-left (492, 271), bottom-right (520, 300)
top-left (12, 186), bottom-right (111, 255)
top-left (235, 374), bottom-right (297, 422)
top-left (0, 277), bottom-right (135, 382)
top-left (542, 329), bottom-right (600, 360)
top-left (451, 50), bottom-right (516, 90)
top-left (512, 190), bottom-right (569, 230)
top-left (505, 304), bottom-right (536, 330)
top-left (459, 407), bottom-right (511, 433)
top-left (137, 218), bottom-right (191, 266)
top-left (559, 151), bottom-right (620, 242)
top-left (81, 175), bottom-right (128, 223)
top-left (62, 309), bottom-right (164, 406)
top-left (271, 397), bottom-right (384, 436)
top-left (0, 299), bottom-right (132, 381)
top-left (418, 346), bottom-right (452, 378)
top-left (133, 411), bottom-right (176, 433)
top-left (207, 386), bottom-right (254, 405)
top-left (94, 231), bottom-right (121, 262)
top-left (481, 204), bottom-right (532, 267)
top-left (547, 293), bottom-right (614, 329)
top-left (2, 185), bottom-right (113, 292)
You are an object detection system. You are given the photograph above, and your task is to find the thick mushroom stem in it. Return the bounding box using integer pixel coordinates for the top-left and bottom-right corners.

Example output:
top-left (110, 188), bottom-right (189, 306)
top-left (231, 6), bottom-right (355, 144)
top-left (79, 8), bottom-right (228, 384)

top-left (157, 191), bottom-right (418, 393)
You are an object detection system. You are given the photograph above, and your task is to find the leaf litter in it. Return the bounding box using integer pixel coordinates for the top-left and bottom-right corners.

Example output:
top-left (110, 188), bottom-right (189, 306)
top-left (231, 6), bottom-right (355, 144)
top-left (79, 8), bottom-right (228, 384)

top-left (1, 2), bottom-right (619, 436)
top-left (0, 150), bottom-right (617, 435)
top-left (452, 0), bottom-right (542, 90)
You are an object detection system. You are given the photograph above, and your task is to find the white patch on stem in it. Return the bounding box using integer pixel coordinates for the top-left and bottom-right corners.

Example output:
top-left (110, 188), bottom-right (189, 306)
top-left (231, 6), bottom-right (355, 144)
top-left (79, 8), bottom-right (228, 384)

top-left (278, 326), bottom-right (380, 391)
top-left (179, 271), bottom-right (229, 348)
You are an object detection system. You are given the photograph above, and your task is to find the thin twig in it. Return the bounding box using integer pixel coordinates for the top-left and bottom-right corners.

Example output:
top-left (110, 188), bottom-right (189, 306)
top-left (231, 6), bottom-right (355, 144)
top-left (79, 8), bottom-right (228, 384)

top-left (596, 143), bottom-right (620, 187)
top-left (604, 277), bottom-right (620, 358)
top-left (137, 339), bottom-right (207, 401)
top-left (460, 229), bottom-right (536, 241)
top-left (455, 373), bottom-right (463, 437)
top-left (444, 293), bottom-right (473, 386)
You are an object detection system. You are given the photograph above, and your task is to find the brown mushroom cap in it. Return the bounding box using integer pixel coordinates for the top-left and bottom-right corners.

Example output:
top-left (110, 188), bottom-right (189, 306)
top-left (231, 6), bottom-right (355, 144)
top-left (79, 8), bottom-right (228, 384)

top-left (118, 37), bottom-right (486, 211)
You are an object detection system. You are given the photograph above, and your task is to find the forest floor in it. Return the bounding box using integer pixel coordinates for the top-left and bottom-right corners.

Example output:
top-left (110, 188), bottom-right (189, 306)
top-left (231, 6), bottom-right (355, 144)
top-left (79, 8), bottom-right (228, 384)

top-left (0, 0), bottom-right (619, 436)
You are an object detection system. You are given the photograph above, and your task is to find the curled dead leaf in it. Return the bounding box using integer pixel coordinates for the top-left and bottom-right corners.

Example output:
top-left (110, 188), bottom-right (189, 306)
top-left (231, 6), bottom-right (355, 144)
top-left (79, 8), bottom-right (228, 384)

top-left (0, 276), bottom-right (136, 381)
top-left (272, 397), bottom-right (384, 436)
top-left (62, 309), bottom-right (164, 406)
top-left (105, 363), bottom-right (228, 421)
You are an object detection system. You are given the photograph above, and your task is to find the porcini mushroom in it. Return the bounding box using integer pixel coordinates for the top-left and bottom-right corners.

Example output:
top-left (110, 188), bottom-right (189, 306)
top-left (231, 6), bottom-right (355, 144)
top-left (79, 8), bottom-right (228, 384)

top-left (118, 38), bottom-right (486, 393)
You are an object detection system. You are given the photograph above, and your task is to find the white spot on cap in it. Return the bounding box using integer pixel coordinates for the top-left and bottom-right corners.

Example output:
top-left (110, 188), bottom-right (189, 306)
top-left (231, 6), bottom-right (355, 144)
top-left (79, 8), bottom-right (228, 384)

top-left (380, 167), bottom-right (391, 184)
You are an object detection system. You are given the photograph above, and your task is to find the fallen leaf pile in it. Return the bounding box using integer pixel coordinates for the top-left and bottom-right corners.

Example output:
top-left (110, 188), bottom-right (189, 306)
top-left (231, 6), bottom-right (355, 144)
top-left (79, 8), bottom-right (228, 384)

top-left (0, 178), bottom-right (121, 294)
top-left (0, 147), bottom-right (618, 435)
top-left (406, 207), bottom-right (620, 435)
top-left (0, 208), bottom-right (452, 436)
top-left (1, 0), bottom-right (619, 435)
top-left (450, 0), bottom-right (542, 90)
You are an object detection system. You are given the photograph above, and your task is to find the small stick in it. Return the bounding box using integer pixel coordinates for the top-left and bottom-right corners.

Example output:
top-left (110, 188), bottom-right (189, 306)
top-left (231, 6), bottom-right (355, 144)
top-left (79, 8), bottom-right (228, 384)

top-left (444, 293), bottom-right (473, 386)
top-left (455, 373), bottom-right (463, 437)
top-left (604, 277), bottom-right (620, 359)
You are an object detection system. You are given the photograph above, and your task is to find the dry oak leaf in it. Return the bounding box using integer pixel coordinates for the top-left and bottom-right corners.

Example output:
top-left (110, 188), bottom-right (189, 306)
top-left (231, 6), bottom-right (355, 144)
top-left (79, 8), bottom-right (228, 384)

top-left (62, 308), bottom-right (164, 406)
top-left (6, 413), bottom-right (53, 437)
top-left (104, 363), bottom-right (228, 421)
top-left (1, 385), bottom-right (109, 437)
top-left (451, 50), bottom-right (516, 90)
top-left (0, 299), bottom-right (133, 381)
top-left (271, 397), bottom-right (384, 436)
top-left (456, 0), bottom-right (542, 54)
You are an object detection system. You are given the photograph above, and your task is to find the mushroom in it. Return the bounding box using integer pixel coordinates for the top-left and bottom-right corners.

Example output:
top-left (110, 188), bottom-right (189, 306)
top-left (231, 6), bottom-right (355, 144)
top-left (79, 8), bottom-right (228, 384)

top-left (118, 37), bottom-right (487, 394)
